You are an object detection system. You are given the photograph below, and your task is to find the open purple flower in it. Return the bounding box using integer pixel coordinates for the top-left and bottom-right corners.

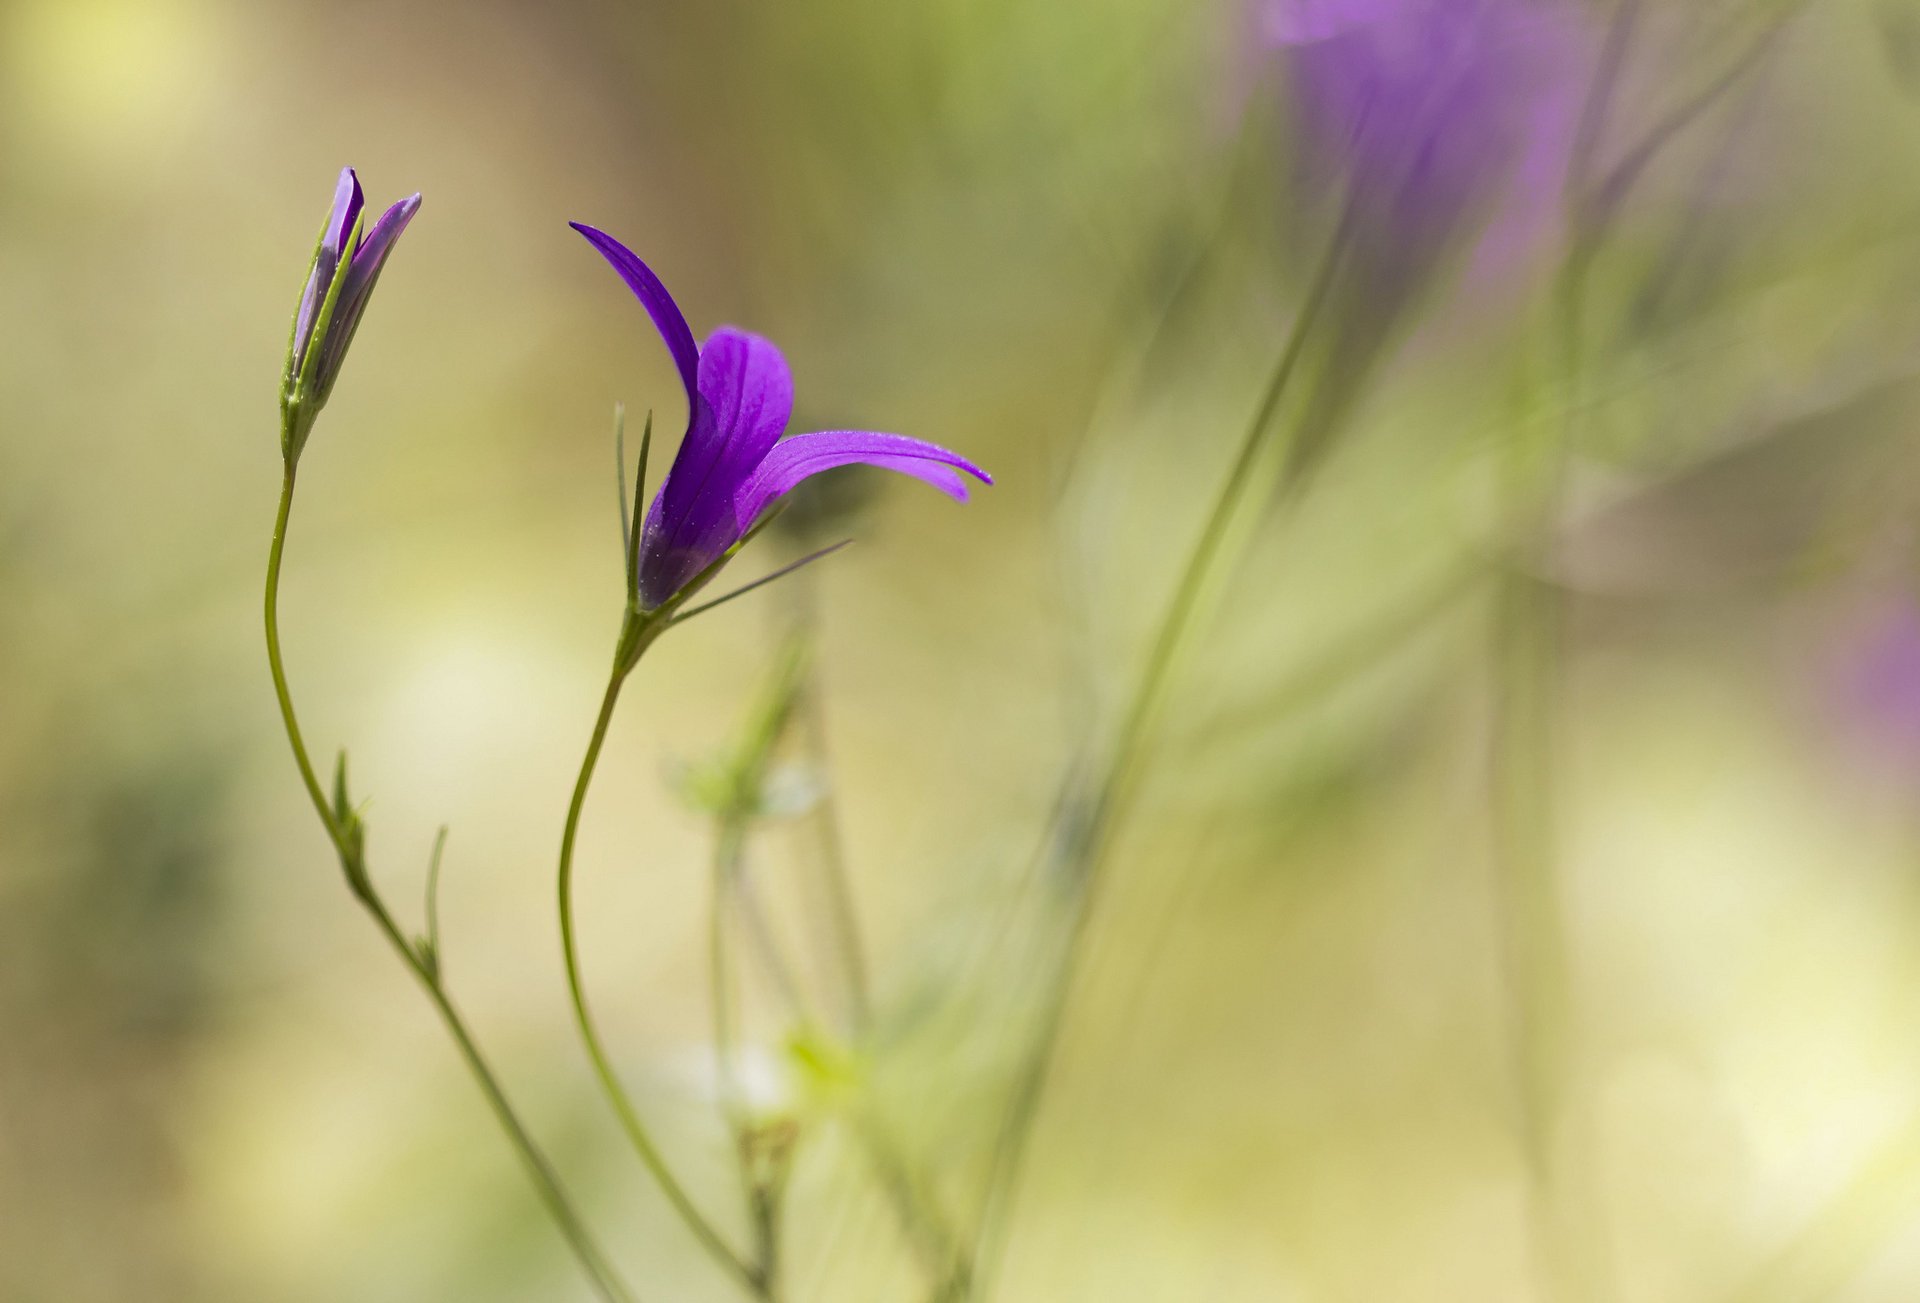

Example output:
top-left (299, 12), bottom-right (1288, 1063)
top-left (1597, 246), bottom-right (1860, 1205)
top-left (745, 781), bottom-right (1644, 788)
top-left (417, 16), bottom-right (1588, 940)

top-left (281, 167), bottom-right (421, 459)
top-left (572, 223), bottom-right (991, 609)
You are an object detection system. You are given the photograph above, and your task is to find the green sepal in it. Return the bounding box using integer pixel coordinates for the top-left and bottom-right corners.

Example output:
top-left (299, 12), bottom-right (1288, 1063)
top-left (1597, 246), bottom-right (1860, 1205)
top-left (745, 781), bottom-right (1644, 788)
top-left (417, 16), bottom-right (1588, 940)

top-left (331, 749), bottom-right (353, 825)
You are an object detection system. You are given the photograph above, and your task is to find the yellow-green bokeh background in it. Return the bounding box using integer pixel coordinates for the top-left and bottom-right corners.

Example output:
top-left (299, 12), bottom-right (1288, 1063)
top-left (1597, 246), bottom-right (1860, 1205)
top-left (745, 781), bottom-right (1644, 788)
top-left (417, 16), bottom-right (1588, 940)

top-left (10, 1), bottom-right (1920, 1300)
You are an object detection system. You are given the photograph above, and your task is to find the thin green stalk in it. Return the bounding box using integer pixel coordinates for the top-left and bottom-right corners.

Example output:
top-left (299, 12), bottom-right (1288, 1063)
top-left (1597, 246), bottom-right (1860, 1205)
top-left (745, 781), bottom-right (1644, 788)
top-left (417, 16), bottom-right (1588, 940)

top-left (959, 213), bottom-right (1356, 1302)
top-left (698, 637), bottom-right (960, 1297)
top-left (710, 824), bottom-right (746, 1125)
top-left (729, 859), bottom-right (812, 1024)
top-left (797, 692), bottom-right (872, 1033)
top-left (1483, 3), bottom-right (1804, 1296)
top-left (708, 821), bottom-right (791, 1302)
top-left (265, 467), bottom-right (636, 1303)
top-left (771, 584), bottom-right (873, 1036)
top-left (850, 1117), bottom-right (970, 1300)
top-left (725, 804), bottom-right (962, 1301)
top-left (557, 657), bottom-right (765, 1296)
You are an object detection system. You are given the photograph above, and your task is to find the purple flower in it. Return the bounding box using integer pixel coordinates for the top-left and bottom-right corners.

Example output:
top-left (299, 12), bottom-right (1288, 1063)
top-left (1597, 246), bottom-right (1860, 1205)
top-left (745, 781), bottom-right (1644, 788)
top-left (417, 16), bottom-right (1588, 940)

top-left (1248, 0), bottom-right (1583, 480)
top-left (1827, 596), bottom-right (1920, 771)
top-left (281, 167), bottom-right (421, 459)
top-left (572, 223), bottom-right (991, 609)
top-left (1261, 0), bottom-right (1582, 267)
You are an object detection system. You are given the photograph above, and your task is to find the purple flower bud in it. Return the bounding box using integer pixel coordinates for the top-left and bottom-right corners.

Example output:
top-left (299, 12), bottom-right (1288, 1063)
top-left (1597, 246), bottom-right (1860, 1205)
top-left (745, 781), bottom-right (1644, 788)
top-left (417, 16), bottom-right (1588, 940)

top-left (281, 168), bottom-right (421, 460)
top-left (571, 223), bottom-right (991, 609)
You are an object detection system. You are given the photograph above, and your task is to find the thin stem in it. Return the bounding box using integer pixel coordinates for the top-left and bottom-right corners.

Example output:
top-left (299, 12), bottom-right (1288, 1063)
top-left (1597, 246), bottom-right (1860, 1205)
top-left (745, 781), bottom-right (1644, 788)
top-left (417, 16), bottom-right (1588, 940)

top-left (629, 412), bottom-right (653, 605)
top-left (424, 824), bottom-right (448, 971)
top-left (616, 405), bottom-right (632, 583)
top-left (265, 469), bottom-right (339, 838)
top-left (671, 541), bottom-right (853, 627)
top-left (771, 584), bottom-right (873, 1034)
top-left (730, 860), bottom-right (813, 1024)
top-left (961, 212), bottom-right (1357, 1301)
top-left (557, 657), bottom-right (765, 1295)
top-left (706, 626), bottom-right (963, 1295)
top-left (854, 1116), bottom-right (971, 1298)
top-left (798, 689), bottom-right (872, 1033)
top-left (729, 806), bottom-right (960, 1299)
top-left (710, 824), bottom-right (745, 1124)
top-left (709, 822), bottom-right (790, 1301)
top-left (1483, 2), bottom-right (1807, 1295)
top-left (265, 467), bottom-right (636, 1303)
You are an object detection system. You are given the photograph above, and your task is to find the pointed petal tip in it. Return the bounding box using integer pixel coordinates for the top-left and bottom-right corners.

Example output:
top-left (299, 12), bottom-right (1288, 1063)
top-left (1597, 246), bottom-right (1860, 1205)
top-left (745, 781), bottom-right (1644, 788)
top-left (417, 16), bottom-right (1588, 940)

top-left (386, 192), bottom-right (423, 230)
top-left (351, 191), bottom-right (422, 265)
top-left (567, 222), bottom-right (702, 404)
top-left (569, 220), bottom-right (619, 248)
top-left (325, 167), bottom-right (365, 252)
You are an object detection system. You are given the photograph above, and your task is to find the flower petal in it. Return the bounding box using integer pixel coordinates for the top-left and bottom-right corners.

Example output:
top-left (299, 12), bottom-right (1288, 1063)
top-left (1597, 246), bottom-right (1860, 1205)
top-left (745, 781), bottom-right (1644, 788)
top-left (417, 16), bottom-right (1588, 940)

top-left (293, 167), bottom-right (364, 376)
top-left (693, 327), bottom-right (795, 471)
top-left (569, 222), bottom-right (701, 410)
top-left (637, 328), bottom-right (795, 606)
top-left (325, 167), bottom-right (365, 258)
top-left (314, 193), bottom-right (422, 401)
top-left (733, 430), bottom-right (991, 529)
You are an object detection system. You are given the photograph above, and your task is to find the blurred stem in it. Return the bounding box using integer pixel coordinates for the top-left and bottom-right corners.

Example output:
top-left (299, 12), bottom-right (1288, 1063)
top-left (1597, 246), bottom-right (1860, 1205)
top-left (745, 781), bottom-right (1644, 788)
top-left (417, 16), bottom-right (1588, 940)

top-left (709, 823), bottom-right (787, 1300)
top-left (713, 623), bottom-right (969, 1296)
top-left (849, 1118), bottom-right (969, 1302)
top-left (1483, 4), bottom-right (1649, 1297)
top-left (710, 824), bottom-right (746, 1124)
top-left (959, 212), bottom-right (1356, 1302)
top-left (556, 650), bottom-right (768, 1297)
top-left (1486, 2), bottom-right (1806, 1294)
top-left (1488, 551), bottom-right (1585, 1303)
top-left (728, 804), bottom-right (967, 1299)
top-left (736, 871), bottom-right (812, 1019)
top-left (798, 680), bottom-right (873, 1032)
top-left (264, 466), bottom-right (637, 1303)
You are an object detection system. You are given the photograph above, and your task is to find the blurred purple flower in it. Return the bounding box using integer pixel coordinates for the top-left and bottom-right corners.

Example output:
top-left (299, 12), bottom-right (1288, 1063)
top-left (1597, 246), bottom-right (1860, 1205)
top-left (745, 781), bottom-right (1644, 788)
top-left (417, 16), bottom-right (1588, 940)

top-left (572, 223), bottom-right (991, 608)
top-left (282, 167), bottom-right (420, 457)
top-left (1828, 597), bottom-right (1920, 769)
top-left (1263, 0), bottom-right (1577, 237)
top-left (1250, 0), bottom-right (1583, 478)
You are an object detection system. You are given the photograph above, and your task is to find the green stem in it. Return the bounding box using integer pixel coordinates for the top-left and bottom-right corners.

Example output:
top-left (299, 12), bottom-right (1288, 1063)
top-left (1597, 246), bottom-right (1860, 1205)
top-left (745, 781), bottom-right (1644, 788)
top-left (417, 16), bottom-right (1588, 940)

top-left (557, 657), bottom-right (765, 1296)
top-left (265, 466), bottom-right (636, 1303)
top-left (851, 1116), bottom-right (970, 1299)
top-left (727, 789), bottom-right (967, 1303)
top-left (709, 825), bottom-right (779, 1294)
top-left (960, 213), bottom-right (1356, 1302)
top-left (710, 825), bottom-right (745, 1124)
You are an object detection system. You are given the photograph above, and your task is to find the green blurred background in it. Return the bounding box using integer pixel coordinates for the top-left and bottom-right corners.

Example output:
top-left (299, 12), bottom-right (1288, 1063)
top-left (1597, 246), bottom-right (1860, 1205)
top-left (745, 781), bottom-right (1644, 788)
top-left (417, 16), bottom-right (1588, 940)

top-left (10, 0), bottom-right (1920, 1299)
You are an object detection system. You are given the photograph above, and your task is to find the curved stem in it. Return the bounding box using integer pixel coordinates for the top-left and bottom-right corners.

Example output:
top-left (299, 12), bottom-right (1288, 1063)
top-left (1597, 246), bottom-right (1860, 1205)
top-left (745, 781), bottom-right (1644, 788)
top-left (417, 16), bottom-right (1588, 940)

top-left (557, 660), bottom-right (764, 1295)
top-left (265, 469), bottom-right (338, 837)
top-left (265, 467), bottom-right (636, 1303)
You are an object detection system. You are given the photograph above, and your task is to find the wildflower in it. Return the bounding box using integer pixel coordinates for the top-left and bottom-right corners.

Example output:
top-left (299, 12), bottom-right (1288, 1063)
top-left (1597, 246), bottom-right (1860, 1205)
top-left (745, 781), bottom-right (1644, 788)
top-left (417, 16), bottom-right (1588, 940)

top-left (1252, 0), bottom-right (1582, 479)
top-left (281, 167), bottom-right (421, 462)
top-left (571, 223), bottom-right (991, 609)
